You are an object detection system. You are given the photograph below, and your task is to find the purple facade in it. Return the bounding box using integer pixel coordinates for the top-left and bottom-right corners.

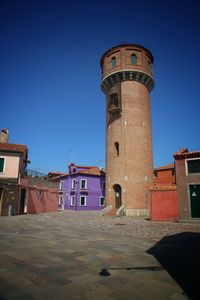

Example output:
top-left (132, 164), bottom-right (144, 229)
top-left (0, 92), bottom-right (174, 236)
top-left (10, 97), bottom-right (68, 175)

top-left (59, 164), bottom-right (105, 211)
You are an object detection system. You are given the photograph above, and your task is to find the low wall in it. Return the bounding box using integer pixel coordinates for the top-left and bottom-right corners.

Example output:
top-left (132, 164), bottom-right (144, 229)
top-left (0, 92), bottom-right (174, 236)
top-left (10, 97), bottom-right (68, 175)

top-left (150, 186), bottom-right (179, 221)
top-left (27, 187), bottom-right (59, 214)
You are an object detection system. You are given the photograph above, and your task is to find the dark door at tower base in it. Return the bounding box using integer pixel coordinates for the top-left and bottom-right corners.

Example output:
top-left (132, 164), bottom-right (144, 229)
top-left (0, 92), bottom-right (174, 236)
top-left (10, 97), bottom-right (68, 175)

top-left (190, 185), bottom-right (200, 218)
top-left (113, 184), bottom-right (122, 209)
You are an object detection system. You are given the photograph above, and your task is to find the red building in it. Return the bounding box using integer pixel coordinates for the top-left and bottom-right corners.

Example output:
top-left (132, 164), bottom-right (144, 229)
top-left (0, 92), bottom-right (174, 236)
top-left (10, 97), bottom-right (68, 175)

top-left (154, 164), bottom-right (176, 186)
top-left (150, 164), bottom-right (178, 221)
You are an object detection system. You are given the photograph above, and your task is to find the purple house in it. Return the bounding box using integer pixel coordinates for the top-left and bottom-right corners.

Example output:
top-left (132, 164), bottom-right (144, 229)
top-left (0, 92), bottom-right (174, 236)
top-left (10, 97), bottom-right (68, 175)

top-left (59, 163), bottom-right (105, 211)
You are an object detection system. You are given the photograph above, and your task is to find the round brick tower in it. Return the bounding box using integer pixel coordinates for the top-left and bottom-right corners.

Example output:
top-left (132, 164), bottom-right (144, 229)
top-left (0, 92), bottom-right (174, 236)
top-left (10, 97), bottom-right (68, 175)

top-left (100, 44), bottom-right (154, 217)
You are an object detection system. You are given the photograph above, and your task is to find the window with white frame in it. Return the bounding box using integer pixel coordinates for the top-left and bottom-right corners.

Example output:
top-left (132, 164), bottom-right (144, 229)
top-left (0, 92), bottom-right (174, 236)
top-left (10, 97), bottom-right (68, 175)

top-left (71, 179), bottom-right (76, 189)
top-left (186, 158), bottom-right (200, 174)
top-left (0, 157), bottom-right (5, 173)
top-left (80, 179), bottom-right (87, 189)
top-left (59, 181), bottom-right (63, 191)
top-left (70, 196), bottom-right (75, 206)
top-left (80, 195), bottom-right (87, 206)
top-left (99, 196), bottom-right (105, 206)
top-left (59, 195), bottom-right (63, 205)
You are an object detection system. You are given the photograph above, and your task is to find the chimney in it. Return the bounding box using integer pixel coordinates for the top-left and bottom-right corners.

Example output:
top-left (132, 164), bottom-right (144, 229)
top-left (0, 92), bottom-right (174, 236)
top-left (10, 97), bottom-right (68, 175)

top-left (0, 129), bottom-right (9, 143)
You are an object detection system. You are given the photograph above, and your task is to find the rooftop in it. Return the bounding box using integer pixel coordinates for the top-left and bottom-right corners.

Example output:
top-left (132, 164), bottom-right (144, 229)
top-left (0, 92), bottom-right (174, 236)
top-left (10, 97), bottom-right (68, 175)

top-left (0, 142), bottom-right (27, 155)
top-left (174, 148), bottom-right (200, 160)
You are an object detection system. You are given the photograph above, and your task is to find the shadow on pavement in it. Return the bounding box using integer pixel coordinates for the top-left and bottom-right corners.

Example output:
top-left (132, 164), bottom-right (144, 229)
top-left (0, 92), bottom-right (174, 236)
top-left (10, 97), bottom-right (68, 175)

top-left (147, 232), bottom-right (200, 300)
top-left (99, 265), bottom-right (164, 276)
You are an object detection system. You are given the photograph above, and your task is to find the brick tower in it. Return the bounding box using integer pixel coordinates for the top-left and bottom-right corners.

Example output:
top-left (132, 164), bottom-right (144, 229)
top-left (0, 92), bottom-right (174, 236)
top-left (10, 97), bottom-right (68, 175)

top-left (100, 44), bottom-right (154, 217)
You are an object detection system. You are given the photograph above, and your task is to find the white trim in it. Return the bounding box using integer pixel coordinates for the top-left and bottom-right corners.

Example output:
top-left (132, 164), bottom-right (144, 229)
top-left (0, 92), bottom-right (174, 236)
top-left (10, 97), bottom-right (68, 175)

top-left (99, 196), bottom-right (105, 206)
top-left (185, 157), bottom-right (200, 176)
top-left (71, 179), bottom-right (76, 189)
top-left (0, 156), bottom-right (6, 174)
top-left (70, 195), bottom-right (75, 206)
top-left (59, 181), bottom-right (63, 191)
top-left (80, 195), bottom-right (87, 206)
top-left (80, 178), bottom-right (87, 190)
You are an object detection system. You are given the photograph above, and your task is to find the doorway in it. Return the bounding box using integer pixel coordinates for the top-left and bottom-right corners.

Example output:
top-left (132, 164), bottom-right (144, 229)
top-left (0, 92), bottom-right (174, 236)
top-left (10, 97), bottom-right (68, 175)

top-left (19, 189), bottom-right (27, 214)
top-left (113, 184), bottom-right (122, 209)
top-left (190, 185), bottom-right (200, 218)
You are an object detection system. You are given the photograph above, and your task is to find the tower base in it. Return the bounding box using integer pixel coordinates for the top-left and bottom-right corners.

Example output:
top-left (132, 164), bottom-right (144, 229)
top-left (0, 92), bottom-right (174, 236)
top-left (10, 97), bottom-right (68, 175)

top-left (125, 208), bottom-right (149, 218)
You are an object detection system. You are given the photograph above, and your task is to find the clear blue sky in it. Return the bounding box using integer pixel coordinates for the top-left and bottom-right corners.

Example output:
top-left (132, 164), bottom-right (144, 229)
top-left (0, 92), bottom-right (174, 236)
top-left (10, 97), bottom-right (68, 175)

top-left (1, 0), bottom-right (200, 173)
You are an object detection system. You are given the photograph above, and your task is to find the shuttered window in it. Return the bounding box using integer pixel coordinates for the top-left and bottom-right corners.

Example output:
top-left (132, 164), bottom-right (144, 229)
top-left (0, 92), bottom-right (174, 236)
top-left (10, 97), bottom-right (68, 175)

top-left (0, 157), bottom-right (5, 172)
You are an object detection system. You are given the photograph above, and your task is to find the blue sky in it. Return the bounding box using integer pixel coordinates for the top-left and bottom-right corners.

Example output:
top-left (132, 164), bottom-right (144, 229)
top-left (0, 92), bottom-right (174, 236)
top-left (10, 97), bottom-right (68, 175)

top-left (1, 0), bottom-right (200, 173)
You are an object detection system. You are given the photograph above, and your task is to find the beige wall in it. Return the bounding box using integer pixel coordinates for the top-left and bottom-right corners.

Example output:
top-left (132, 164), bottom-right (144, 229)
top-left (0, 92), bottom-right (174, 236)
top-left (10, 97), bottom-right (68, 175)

top-left (0, 155), bottom-right (20, 179)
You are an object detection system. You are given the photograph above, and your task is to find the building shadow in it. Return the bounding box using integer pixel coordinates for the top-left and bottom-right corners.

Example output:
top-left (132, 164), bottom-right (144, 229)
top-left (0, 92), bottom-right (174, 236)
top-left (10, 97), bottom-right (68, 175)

top-left (147, 232), bottom-right (200, 300)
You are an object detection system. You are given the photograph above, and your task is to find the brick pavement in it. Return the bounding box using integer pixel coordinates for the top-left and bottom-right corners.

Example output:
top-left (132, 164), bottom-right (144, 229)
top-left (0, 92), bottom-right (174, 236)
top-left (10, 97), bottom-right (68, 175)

top-left (0, 211), bottom-right (200, 299)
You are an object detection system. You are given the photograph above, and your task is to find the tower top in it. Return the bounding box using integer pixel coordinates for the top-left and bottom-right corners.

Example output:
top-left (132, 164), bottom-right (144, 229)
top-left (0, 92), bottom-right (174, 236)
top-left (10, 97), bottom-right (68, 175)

top-left (100, 43), bottom-right (154, 68)
top-left (100, 43), bottom-right (154, 93)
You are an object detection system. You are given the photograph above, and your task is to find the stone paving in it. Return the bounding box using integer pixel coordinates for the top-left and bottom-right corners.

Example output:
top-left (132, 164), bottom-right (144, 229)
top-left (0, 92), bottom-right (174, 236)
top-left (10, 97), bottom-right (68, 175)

top-left (0, 211), bottom-right (200, 300)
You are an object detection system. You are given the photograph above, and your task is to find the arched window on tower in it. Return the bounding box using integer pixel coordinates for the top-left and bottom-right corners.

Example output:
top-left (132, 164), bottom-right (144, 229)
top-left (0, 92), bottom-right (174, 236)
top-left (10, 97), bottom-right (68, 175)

top-left (131, 54), bottom-right (137, 65)
top-left (114, 142), bottom-right (119, 156)
top-left (111, 56), bottom-right (116, 67)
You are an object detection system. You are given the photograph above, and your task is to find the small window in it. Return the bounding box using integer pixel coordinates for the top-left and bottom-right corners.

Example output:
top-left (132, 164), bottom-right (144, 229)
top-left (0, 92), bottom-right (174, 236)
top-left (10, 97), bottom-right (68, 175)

top-left (131, 54), bottom-right (137, 65)
top-left (80, 195), bottom-right (86, 206)
top-left (109, 93), bottom-right (119, 109)
top-left (80, 179), bottom-right (87, 189)
top-left (187, 159), bottom-right (200, 174)
top-left (59, 195), bottom-right (63, 205)
top-left (59, 181), bottom-right (63, 190)
top-left (114, 142), bottom-right (119, 156)
top-left (111, 56), bottom-right (116, 67)
top-left (99, 196), bottom-right (105, 206)
top-left (72, 179), bottom-right (76, 189)
top-left (71, 196), bottom-right (75, 206)
top-left (0, 157), bottom-right (5, 173)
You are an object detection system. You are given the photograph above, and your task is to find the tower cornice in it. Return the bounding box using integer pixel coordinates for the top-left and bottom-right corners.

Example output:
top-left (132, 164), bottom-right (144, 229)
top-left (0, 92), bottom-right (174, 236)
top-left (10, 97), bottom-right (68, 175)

top-left (101, 69), bottom-right (154, 94)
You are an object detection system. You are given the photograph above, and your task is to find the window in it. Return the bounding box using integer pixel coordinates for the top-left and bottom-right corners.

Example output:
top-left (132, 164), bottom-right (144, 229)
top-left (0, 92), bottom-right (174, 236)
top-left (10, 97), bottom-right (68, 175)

top-left (131, 54), bottom-right (137, 65)
top-left (59, 195), bottom-right (63, 205)
top-left (99, 196), bottom-right (105, 206)
top-left (114, 142), bottom-right (119, 156)
top-left (187, 159), bottom-right (200, 174)
top-left (71, 196), bottom-right (75, 206)
top-left (0, 157), bottom-right (5, 173)
top-left (59, 181), bottom-right (63, 191)
top-left (72, 179), bottom-right (76, 189)
top-left (80, 196), bottom-right (86, 206)
top-left (80, 179), bottom-right (87, 189)
top-left (111, 56), bottom-right (116, 67)
top-left (110, 93), bottom-right (118, 108)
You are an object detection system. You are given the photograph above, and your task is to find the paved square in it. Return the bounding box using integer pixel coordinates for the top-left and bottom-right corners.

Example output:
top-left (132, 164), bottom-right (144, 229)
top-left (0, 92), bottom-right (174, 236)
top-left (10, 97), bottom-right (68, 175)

top-left (0, 211), bottom-right (200, 299)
